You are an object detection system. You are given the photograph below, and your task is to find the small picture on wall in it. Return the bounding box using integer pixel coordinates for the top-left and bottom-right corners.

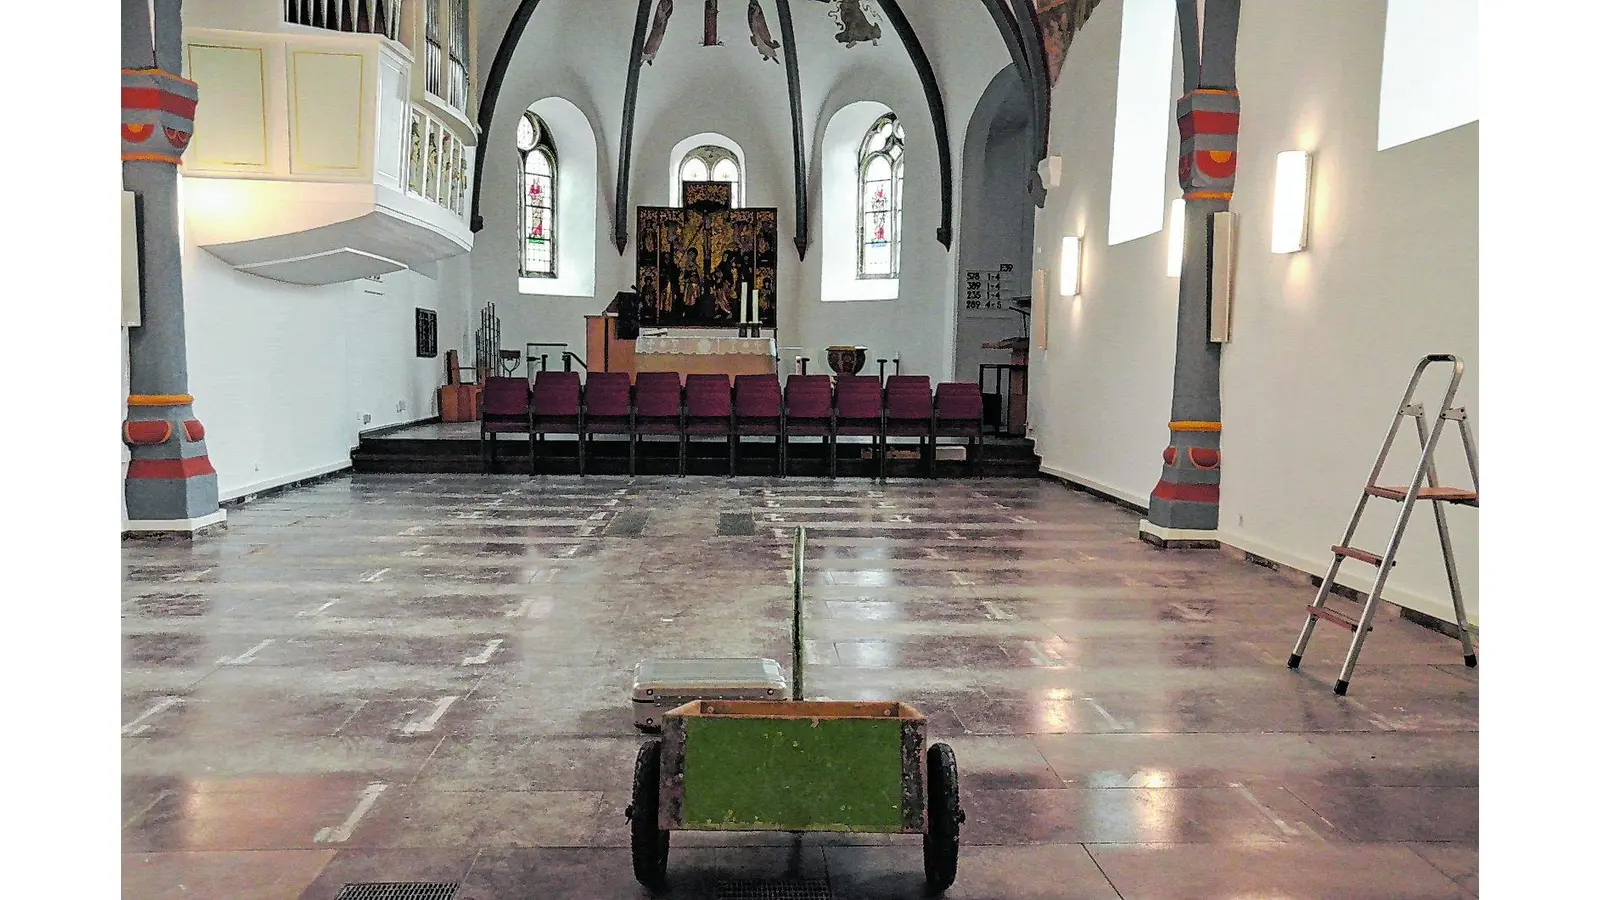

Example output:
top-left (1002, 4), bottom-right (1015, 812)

top-left (415, 308), bottom-right (438, 358)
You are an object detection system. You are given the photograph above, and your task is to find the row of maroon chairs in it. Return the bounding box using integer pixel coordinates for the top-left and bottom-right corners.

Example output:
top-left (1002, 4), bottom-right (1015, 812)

top-left (480, 372), bottom-right (985, 478)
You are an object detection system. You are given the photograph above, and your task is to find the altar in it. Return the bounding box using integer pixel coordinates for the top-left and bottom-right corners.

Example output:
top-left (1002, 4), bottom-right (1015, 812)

top-left (634, 334), bottom-right (777, 378)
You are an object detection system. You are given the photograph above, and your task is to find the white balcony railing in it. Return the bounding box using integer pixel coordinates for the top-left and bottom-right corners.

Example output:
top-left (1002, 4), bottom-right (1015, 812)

top-left (406, 105), bottom-right (473, 222)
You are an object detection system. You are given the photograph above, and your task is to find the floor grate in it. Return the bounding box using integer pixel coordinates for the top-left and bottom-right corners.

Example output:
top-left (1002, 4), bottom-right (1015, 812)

top-left (714, 878), bottom-right (833, 900)
top-left (333, 883), bottom-right (458, 900)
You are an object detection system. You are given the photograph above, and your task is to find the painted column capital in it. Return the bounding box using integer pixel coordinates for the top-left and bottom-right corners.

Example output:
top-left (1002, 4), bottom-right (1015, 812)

top-left (1176, 89), bottom-right (1240, 200)
top-left (122, 68), bottom-right (198, 165)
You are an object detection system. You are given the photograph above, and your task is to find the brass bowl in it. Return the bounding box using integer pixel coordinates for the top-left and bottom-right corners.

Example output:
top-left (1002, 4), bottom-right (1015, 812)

top-left (826, 346), bottom-right (868, 376)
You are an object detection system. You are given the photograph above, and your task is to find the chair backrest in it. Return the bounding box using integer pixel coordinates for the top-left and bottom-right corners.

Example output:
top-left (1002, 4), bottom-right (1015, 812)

top-left (634, 372), bottom-right (684, 417)
top-left (685, 374), bottom-right (732, 418)
top-left (584, 372), bottom-right (632, 417)
top-left (935, 382), bottom-right (983, 421)
top-left (886, 375), bottom-right (933, 419)
top-left (531, 371), bottom-right (581, 416)
top-left (482, 376), bottom-right (530, 416)
top-left (734, 374), bottom-right (782, 417)
top-left (785, 374), bottom-right (834, 419)
top-left (835, 374), bottom-right (883, 419)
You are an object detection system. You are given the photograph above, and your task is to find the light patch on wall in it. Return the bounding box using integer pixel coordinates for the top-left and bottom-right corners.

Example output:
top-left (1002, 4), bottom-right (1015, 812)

top-left (1166, 198), bottom-right (1185, 277)
top-left (1377, 0), bottom-right (1478, 151)
top-left (1107, 0), bottom-right (1177, 245)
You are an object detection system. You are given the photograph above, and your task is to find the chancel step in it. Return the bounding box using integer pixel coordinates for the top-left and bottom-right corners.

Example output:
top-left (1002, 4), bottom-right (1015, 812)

top-left (1365, 485), bottom-right (1478, 505)
top-left (1330, 545), bottom-right (1385, 567)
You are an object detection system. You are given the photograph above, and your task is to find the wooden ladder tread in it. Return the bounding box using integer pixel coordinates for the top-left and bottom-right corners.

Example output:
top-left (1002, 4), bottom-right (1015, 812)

top-left (1331, 545), bottom-right (1385, 566)
top-left (1366, 485), bottom-right (1478, 505)
top-left (1306, 605), bottom-right (1368, 632)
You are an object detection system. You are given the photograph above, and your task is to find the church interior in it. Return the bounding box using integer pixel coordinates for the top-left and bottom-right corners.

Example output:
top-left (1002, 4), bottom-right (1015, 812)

top-left (78, 0), bottom-right (1551, 896)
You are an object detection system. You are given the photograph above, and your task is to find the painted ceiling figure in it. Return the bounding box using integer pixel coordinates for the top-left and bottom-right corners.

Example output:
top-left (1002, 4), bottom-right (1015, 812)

top-left (704, 0), bottom-right (721, 46)
top-left (832, 0), bottom-right (881, 48)
top-left (643, 0), bottom-right (674, 65)
top-left (748, 0), bottom-right (781, 63)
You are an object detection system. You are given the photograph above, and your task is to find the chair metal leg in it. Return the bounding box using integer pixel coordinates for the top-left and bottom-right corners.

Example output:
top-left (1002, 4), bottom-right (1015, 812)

top-left (578, 433), bottom-right (586, 477)
top-left (726, 434), bottom-right (735, 477)
top-left (628, 434), bottom-right (637, 478)
top-left (678, 434), bottom-right (687, 477)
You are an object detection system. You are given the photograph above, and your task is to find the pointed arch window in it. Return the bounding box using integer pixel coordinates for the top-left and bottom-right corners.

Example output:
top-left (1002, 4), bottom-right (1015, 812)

top-left (518, 112), bottom-right (558, 278)
top-left (680, 145), bottom-right (742, 207)
top-left (858, 113), bottom-right (905, 279)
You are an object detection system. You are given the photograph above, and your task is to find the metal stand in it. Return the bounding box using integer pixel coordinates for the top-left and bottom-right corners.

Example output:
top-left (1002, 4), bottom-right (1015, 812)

top-left (1287, 355), bottom-right (1480, 695)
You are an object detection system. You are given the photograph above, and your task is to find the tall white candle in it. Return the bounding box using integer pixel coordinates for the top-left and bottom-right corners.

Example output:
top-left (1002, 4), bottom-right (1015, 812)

top-left (741, 283), bottom-right (750, 324)
top-left (752, 289), bottom-right (760, 325)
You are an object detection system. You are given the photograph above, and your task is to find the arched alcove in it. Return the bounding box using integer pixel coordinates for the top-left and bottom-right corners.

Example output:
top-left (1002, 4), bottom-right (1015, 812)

top-left (518, 96), bottom-right (600, 297)
top-left (666, 132), bottom-right (748, 209)
top-left (821, 100), bottom-right (898, 303)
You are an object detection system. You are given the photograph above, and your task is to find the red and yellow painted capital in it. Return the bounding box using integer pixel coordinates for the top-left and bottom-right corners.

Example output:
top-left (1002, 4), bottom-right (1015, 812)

top-left (1176, 89), bottom-right (1240, 201)
top-left (122, 68), bottom-right (198, 164)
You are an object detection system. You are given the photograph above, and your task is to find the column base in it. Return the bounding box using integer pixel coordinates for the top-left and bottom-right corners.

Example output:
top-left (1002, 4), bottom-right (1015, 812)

top-left (123, 509), bottom-right (228, 538)
top-left (1138, 518), bottom-right (1220, 550)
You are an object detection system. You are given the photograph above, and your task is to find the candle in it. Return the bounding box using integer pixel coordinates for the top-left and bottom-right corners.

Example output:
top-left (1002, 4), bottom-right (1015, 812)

top-left (741, 283), bottom-right (750, 324)
top-left (752, 289), bottom-right (760, 324)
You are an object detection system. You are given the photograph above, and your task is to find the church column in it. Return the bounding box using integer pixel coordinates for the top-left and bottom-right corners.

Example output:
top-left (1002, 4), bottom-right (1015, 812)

top-left (123, 0), bottom-right (223, 534)
top-left (1139, 0), bottom-right (1239, 549)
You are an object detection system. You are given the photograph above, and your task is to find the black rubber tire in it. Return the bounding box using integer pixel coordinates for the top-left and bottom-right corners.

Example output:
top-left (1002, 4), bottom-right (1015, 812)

top-left (630, 739), bottom-right (670, 890)
top-left (923, 742), bottom-right (962, 893)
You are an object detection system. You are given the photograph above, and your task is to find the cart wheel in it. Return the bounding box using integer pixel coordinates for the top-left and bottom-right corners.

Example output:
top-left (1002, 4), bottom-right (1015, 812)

top-left (628, 739), bottom-right (670, 889)
top-left (923, 742), bottom-right (962, 893)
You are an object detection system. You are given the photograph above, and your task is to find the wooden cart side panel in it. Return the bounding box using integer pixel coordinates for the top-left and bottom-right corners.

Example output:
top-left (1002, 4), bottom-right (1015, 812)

top-left (900, 717), bottom-right (927, 833)
top-left (679, 716), bottom-right (905, 832)
top-left (659, 717), bottom-right (688, 830)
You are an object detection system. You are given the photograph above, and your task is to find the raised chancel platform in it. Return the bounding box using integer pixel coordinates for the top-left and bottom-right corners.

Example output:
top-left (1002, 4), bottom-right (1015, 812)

top-left (352, 421), bottom-right (1043, 478)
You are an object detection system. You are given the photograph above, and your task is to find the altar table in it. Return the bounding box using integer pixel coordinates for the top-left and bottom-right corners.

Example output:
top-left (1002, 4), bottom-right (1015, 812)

top-left (634, 335), bottom-right (778, 379)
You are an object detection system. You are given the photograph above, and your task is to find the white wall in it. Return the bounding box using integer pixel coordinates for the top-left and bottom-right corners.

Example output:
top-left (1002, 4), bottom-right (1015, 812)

top-left (470, 0), bottom-right (1011, 380)
top-left (1029, 0), bottom-right (1479, 625)
top-left (1030, 0), bottom-right (1182, 505)
top-left (171, 204), bottom-right (467, 502)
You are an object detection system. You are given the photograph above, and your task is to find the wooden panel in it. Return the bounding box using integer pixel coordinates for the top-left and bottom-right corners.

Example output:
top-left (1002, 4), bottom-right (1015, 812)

top-left (185, 44), bottom-right (270, 172)
top-left (289, 50), bottom-right (367, 174)
top-left (587, 316), bottom-right (637, 376)
top-left (679, 713), bottom-right (905, 832)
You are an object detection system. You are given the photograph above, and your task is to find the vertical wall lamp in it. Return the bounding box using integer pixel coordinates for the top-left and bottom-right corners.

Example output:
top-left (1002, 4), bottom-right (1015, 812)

top-left (1271, 150), bottom-right (1312, 253)
top-left (1059, 235), bottom-right (1082, 297)
top-left (1166, 198), bottom-right (1185, 277)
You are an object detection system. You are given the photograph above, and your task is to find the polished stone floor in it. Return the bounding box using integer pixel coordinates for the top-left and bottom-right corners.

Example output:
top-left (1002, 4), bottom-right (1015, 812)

top-left (122, 475), bottom-right (1478, 899)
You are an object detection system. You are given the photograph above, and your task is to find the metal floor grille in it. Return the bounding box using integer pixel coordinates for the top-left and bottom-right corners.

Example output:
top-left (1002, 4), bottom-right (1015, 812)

top-left (333, 883), bottom-right (458, 900)
top-left (714, 878), bottom-right (833, 900)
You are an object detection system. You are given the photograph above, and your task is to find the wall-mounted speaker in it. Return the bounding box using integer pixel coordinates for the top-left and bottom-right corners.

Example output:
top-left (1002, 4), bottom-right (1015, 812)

top-left (1209, 212), bottom-right (1238, 343)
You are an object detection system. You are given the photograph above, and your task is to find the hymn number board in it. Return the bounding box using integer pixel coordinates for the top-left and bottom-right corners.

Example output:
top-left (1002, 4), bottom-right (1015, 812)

top-left (963, 263), bottom-right (1018, 320)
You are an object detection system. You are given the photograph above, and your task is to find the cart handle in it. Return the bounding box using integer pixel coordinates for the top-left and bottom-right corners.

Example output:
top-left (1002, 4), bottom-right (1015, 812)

top-left (792, 526), bottom-right (806, 701)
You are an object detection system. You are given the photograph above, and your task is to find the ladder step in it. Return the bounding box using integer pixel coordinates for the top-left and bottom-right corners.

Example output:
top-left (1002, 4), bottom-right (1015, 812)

top-left (1366, 485), bottom-right (1479, 506)
top-left (1305, 605), bottom-right (1369, 632)
top-left (1331, 545), bottom-right (1385, 566)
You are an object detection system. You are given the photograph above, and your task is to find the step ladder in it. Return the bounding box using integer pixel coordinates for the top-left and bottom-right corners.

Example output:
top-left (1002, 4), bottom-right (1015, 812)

top-left (1288, 354), bottom-right (1479, 695)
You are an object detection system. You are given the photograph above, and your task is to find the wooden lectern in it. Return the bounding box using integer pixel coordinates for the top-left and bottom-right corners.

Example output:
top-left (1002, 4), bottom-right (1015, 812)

top-left (586, 313), bottom-right (637, 377)
top-left (982, 336), bottom-right (1029, 436)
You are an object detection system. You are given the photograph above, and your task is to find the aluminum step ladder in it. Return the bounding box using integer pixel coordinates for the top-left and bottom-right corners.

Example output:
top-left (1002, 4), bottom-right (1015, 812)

top-left (1288, 354), bottom-right (1479, 695)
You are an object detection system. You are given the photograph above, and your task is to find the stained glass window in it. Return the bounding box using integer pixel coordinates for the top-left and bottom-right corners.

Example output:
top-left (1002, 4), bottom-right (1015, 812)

top-left (518, 112), bottom-right (558, 278)
top-left (680, 145), bottom-right (741, 207)
top-left (858, 113), bottom-right (905, 278)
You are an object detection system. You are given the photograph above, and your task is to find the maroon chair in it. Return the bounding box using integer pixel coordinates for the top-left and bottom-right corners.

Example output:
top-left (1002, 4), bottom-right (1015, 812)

top-left (684, 374), bottom-right (734, 476)
top-left (480, 376), bottom-right (532, 473)
top-left (784, 375), bottom-right (835, 478)
top-left (633, 372), bottom-right (685, 475)
top-left (934, 381), bottom-right (985, 477)
top-left (581, 372), bottom-right (633, 476)
top-left (733, 374), bottom-right (782, 476)
top-left (833, 374), bottom-right (885, 479)
top-left (529, 370), bottom-right (581, 475)
top-left (885, 375), bottom-right (935, 477)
